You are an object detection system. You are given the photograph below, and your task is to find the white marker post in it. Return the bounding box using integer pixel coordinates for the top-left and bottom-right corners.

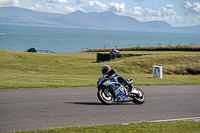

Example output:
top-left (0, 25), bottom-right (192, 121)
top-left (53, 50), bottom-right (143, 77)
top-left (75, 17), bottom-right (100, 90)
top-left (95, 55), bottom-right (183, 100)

top-left (153, 66), bottom-right (162, 78)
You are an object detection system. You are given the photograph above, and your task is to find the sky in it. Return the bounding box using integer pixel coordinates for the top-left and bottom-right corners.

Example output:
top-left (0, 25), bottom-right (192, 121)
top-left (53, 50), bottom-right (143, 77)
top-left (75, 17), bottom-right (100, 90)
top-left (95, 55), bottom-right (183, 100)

top-left (0, 0), bottom-right (200, 27)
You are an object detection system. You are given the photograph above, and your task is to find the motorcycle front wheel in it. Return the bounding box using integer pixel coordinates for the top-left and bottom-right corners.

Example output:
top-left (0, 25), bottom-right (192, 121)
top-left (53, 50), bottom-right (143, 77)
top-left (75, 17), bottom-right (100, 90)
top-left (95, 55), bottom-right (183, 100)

top-left (132, 87), bottom-right (145, 104)
top-left (97, 87), bottom-right (114, 105)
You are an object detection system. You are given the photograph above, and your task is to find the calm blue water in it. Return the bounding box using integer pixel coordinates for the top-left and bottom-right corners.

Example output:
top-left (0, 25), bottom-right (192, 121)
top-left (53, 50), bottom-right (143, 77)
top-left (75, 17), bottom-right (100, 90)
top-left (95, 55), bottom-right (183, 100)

top-left (0, 25), bottom-right (200, 52)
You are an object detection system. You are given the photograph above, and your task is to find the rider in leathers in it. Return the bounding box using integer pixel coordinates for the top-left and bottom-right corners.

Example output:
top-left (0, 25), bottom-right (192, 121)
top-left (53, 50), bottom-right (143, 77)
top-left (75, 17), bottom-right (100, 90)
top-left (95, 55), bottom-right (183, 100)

top-left (101, 65), bottom-right (133, 93)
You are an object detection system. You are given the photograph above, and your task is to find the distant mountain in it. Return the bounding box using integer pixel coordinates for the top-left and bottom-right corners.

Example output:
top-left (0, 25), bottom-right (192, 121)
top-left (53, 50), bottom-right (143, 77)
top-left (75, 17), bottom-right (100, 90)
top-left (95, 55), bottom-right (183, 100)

top-left (0, 6), bottom-right (199, 33)
top-left (0, 6), bottom-right (74, 27)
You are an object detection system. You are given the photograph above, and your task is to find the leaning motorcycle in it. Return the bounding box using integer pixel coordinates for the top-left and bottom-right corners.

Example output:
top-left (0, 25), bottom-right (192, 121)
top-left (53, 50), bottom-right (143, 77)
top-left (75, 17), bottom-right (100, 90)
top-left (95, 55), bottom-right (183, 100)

top-left (96, 75), bottom-right (145, 105)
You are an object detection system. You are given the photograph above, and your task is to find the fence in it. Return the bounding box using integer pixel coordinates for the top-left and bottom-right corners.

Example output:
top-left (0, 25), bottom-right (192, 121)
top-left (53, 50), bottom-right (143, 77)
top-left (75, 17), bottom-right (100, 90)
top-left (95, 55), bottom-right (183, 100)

top-left (36, 50), bottom-right (54, 53)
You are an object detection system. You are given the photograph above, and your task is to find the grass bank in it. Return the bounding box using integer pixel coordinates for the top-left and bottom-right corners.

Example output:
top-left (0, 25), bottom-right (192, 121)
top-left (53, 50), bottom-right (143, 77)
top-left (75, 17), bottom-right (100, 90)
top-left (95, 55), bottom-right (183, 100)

top-left (0, 50), bottom-right (200, 89)
top-left (13, 120), bottom-right (200, 133)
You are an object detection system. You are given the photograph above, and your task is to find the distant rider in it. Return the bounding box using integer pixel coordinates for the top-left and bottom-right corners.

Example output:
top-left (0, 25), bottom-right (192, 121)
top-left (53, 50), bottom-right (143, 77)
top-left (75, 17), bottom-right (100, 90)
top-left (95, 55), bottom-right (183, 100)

top-left (110, 49), bottom-right (119, 55)
top-left (101, 65), bottom-right (133, 93)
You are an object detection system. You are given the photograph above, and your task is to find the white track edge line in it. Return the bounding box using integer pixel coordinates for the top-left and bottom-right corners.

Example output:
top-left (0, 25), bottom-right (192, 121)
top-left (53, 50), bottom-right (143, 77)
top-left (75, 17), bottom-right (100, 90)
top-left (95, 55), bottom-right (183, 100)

top-left (121, 117), bottom-right (200, 125)
top-left (149, 117), bottom-right (200, 122)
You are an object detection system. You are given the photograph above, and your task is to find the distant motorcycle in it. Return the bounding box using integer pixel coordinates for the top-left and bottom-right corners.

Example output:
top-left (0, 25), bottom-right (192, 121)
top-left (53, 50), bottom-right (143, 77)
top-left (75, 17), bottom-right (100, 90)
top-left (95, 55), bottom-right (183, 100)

top-left (96, 75), bottom-right (145, 105)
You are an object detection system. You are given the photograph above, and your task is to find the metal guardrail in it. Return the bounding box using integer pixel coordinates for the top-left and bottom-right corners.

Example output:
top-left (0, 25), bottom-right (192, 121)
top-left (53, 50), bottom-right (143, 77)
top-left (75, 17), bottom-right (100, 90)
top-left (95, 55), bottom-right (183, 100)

top-left (36, 50), bottom-right (55, 53)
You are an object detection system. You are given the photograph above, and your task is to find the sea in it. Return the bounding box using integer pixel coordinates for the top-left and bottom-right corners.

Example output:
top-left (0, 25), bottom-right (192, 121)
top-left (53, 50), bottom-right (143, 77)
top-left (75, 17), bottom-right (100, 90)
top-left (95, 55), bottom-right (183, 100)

top-left (0, 25), bottom-right (200, 53)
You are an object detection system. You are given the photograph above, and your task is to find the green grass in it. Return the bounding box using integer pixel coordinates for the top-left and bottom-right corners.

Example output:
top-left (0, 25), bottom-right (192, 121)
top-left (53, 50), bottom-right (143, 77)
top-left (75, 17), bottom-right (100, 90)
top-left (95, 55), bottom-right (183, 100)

top-left (0, 50), bottom-right (200, 89)
top-left (12, 120), bottom-right (200, 133)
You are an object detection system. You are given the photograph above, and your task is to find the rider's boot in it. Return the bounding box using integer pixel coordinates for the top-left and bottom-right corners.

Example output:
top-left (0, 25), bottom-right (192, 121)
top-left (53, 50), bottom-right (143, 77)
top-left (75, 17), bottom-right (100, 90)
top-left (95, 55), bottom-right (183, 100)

top-left (128, 84), bottom-right (133, 92)
top-left (128, 87), bottom-right (142, 97)
top-left (127, 84), bottom-right (134, 96)
top-left (127, 84), bottom-right (141, 97)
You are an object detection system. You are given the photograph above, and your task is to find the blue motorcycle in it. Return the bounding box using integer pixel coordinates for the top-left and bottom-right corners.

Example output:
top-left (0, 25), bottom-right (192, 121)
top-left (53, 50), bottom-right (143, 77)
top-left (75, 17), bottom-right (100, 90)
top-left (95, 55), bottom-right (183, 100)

top-left (96, 74), bottom-right (145, 105)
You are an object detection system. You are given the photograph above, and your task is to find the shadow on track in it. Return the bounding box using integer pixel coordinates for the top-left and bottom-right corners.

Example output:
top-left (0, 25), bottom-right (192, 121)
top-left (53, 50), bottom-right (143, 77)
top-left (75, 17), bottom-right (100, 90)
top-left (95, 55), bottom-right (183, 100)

top-left (63, 102), bottom-right (135, 105)
top-left (63, 102), bottom-right (103, 105)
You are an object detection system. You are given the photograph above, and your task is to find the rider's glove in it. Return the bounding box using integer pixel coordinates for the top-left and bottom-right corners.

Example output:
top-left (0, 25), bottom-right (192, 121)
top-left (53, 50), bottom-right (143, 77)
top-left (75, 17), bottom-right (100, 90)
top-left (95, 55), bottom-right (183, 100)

top-left (109, 74), bottom-right (115, 79)
top-left (109, 75), bottom-right (113, 79)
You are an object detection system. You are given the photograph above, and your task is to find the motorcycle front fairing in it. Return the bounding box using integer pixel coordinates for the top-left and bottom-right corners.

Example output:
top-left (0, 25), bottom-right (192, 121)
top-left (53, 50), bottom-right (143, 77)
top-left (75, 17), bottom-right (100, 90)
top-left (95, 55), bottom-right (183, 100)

top-left (97, 75), bottom-right (133, 102)
top-left (113, 84), bottom-right (133, 102)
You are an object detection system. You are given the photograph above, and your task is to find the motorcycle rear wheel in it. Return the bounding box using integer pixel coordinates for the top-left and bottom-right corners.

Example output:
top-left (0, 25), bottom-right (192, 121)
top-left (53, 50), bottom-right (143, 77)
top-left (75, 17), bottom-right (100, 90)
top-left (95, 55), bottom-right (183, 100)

top-left (97, 87), bottom-right (114, 105)
top-left (132, 87), bottom-right (145, 104)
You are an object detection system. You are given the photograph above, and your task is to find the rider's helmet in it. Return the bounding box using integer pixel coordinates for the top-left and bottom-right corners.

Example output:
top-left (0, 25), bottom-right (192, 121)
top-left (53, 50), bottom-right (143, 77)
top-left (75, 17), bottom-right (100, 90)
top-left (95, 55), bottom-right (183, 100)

top-left (101, 65), bottom-right (111, 75)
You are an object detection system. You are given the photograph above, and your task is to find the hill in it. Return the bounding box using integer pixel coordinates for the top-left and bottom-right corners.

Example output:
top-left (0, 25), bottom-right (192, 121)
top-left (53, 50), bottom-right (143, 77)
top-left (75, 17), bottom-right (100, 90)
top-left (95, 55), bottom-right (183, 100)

top-left (0, 6), bottom-right (200, 33)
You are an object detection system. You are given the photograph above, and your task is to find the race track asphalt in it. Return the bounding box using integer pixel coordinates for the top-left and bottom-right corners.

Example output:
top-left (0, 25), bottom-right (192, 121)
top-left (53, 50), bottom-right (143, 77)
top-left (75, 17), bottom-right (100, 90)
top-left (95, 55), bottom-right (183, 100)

top-left (0, 85), bottom-right (200, 132)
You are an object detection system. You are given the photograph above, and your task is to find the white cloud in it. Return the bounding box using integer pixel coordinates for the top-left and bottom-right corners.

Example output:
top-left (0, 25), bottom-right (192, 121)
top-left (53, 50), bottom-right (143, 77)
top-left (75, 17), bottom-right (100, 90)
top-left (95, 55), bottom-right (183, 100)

top-left (192, 2), bottom-right (200, 14)
top-left (183, 1), bottom-right (200, 14)
top-left (184, 1), bottom-right (192, 9)
top-left (126, 4), bottom-right (183, 26)
top-left (0, 0), bottom-right (20, 7)
top-left (76, 1), bottom-right (105, 12)
top-left (81, 1), bottom-right (126, 13)
top-left (109, 2), bottom-right (125, 12)
top-left (162, 7), bottom-right (176, 16)
top-left (165, 4), bottom-right (174, 9)
top-left (144, 8), bottom-right (161, 16)
top-left (46, 0), bottom-right (69, 4)
top-left (74, 1), bottom-right (126, 13)
top-left (130, 4), bottom-right (177, 18)
top-left (89, 1), bottom-right (105, 7)
top-left (28, 0), bottom-right (75, 14)
top-left (178, 1), bottom-right (200, 26)
top-left (87, 1), bottom-right (107, 11)
top-left (132, 6), bottom-right (143, 15)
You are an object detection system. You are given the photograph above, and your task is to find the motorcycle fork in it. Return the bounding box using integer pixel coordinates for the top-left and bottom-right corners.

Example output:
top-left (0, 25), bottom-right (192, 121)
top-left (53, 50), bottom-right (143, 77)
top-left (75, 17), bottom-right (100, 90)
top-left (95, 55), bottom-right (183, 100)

top-left (103, 87), bottom-right (110, 97)
top-left (105, 87), bottom-right (115, 98)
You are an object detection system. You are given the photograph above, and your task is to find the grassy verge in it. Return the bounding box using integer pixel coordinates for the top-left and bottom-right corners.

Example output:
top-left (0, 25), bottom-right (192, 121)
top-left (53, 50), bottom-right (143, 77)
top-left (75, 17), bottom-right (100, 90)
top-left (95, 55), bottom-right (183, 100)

top-left (13, 120), bottom-right (200, 133)
top-left (0, 50), bottom-right (200, 89)
top-left (83, 45), bottom-right (200, 52)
